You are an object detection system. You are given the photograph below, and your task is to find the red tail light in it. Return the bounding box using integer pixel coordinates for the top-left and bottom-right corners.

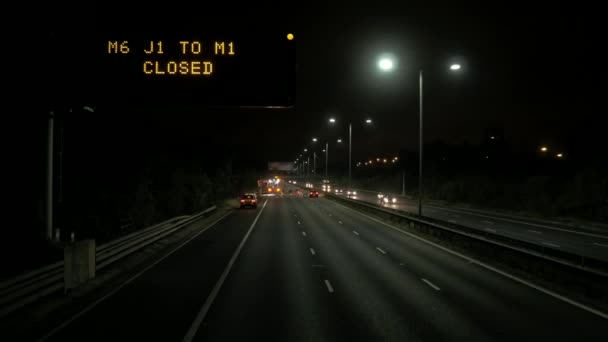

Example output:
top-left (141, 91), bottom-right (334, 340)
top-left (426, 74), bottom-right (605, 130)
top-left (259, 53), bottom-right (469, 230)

top-left (240, 199), bottom-right (245, 203)
top-left (252, 199), bottom-right (257, 203)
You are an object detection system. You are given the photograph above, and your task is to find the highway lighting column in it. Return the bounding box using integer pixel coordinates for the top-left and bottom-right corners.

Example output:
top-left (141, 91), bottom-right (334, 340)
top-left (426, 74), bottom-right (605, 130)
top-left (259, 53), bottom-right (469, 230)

top-left (348, 122), bottom-right (352, 187)
top-left (46, 111), bottom-right (54, 241)
top-left (325, 142), bottom-right (329, 178)
top-left (419, 69), bottom-right (423, 216)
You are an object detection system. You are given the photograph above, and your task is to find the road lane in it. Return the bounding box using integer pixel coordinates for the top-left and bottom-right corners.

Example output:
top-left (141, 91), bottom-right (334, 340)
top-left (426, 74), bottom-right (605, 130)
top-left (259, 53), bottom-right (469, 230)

top-left (192, 195), bottom-right (351, 341)
top-left (312, 196), bottom-right (607, 340)
top-left (335, 189), bottom-right (608, 261)
top-left (41, 207), bottom-right (257, 342)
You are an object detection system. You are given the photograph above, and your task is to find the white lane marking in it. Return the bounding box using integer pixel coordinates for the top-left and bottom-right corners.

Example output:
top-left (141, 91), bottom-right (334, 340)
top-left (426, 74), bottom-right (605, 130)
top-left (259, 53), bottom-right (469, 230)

top-left (483, 220), bottom-right (495, 224)
top-left (427, 206), bottom-right (608, 239)
top-left (541, 242), bottom-right (560, 248)
top-left (182, 200), bottom-right (268, 342)
top-left (528, 230), bottom-right (542, 234)
top-left (297, 221), bottom-right (301, 225)
top-left (309, 248), bottom-right (316, 256)
top-left (484, 228), bottom-right (496, 233)
top-left (324, 279), bottom-right (335, 293)
top-left (352, 230), bottom-right (360, 236)
top-left (422, 278), bottom-right (441, 291)
top-left (594, 243), bottom-right (608, 248)
top-left (38, 210), bottom-right (234, 342)
top-left (338, 220), bottom-right (343, 224)
top-left (448, 220), bottom-right (457, 223)
top-left (328, 200), bottom-right (608, 320)
top-left (376, 247), bottom-right (387, 255)
top-left (302, 231), bottom-right (307, 237)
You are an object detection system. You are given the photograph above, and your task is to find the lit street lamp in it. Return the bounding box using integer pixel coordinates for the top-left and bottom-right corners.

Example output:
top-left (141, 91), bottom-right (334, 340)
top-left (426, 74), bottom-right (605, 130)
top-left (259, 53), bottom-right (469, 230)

top-left (378, 55), bottom-right (462, 215)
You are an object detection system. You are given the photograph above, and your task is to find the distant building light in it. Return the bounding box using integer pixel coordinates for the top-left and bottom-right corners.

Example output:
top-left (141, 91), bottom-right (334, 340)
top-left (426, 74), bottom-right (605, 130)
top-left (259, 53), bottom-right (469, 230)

top-left (490, 136), bottom-right (495, 140)
top-left (486, 156), bottom-right (489, 159)
top-left (540, 146), bottom-right (548, 152)
top-left (557, 153), bottom-right (563, 158)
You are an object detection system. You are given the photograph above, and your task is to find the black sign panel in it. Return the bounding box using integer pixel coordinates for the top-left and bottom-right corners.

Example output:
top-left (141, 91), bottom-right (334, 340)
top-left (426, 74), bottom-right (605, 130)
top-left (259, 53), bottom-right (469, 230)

top-left (47, 21), bottom-right (295, 108)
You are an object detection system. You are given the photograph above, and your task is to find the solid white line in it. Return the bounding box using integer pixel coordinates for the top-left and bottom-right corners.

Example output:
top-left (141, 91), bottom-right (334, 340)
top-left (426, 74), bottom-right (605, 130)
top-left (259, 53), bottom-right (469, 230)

top-left (324, 279), bottom-right (334, 293)
top-left (38, 210), bottom-right (234, 342)
top-left (448, 220), bottom-right (457, 223)
top-left (541, 242), bottom-right (560, 248)
top-left (528, 230), bottom-right (542, 234)
top-left (328, 200), bottom-right (608, 320)
top-left (309, 248), bottom-right (316, 256)
top-left (422, 278), bottom-right (441, 291)
top-left (352, 230), bottom-right (360, 236)
top-left (338, 220), bottom-right (343, 224)
top-left (376, 247), bottom-right (387, 255)
top-left (182, 200), bottom-right (268, 342)
top-left (484, 228), bottom-right (496, 233)
top-left (483, 220), bottom-right (495, 224)
top-left (594, 243), bottom-right (608, 248)
top-left (427, 206), bottom-right (608, 239)
top-left (302, 231), bottom-right (307, 237)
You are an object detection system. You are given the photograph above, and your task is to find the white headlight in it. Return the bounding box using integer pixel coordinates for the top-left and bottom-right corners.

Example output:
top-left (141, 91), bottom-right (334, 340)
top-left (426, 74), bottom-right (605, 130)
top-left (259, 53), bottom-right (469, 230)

top-left (383, 197), bottom-right (389, 203)
top-left (392, 198), bottom-right (397, 203)
top-left (353, 191), bottom-right (357, 195)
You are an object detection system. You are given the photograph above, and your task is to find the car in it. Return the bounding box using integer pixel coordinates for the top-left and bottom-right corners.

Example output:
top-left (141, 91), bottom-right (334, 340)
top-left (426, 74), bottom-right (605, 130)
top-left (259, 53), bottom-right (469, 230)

top-left (240, 194), bottom-right (258, 208)
top-left (334, 188), bottom-right (343, 195)
top-left (309, 190), bottom-right (319, 198)
top-left (346, 190), bottom-right (357, 198)
top-left (377, 193), bottom-right (397, 205)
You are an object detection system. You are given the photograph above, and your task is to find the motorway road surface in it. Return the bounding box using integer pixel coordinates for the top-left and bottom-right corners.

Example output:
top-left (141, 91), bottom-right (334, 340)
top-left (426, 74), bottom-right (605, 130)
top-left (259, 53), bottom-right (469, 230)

top-left (36, 187), bottom-right (606, 341)
top-left (316, 186), bottom-right (608, 262)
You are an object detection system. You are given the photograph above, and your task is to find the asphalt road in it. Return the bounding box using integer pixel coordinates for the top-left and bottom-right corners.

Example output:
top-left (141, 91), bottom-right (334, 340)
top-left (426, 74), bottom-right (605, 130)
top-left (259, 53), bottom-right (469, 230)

top-left (37, 188), bottom-right (606, 341)
top-left (320, 186), bottom-right (608, 261)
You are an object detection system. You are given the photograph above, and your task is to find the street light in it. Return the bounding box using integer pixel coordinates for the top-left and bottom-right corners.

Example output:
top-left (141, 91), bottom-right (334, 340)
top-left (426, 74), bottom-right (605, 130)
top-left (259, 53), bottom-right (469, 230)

top-left (312, 137), bottom-right (318, 142)
top-left (378, 58), bottom-right (394, 71)
top-left (329, 118), bottom-right (336, 123)
top-left (450, 63), bottom-right (462, 71)
top-left (366, 118), bottom-right (372, 124)
top-left (540, 146), bottom-right (548, 152)
top-left (304, 148), bottom-right (308, 152)
top-left (378, 55), bottom-right (462, 216)
top-left (337, 139), bottom-right (342, 143)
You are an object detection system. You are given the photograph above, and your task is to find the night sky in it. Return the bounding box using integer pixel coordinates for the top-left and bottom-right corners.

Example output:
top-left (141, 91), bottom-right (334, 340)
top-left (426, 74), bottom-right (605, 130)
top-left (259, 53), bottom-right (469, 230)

top-left (9, 5), bottom-right (606, 211)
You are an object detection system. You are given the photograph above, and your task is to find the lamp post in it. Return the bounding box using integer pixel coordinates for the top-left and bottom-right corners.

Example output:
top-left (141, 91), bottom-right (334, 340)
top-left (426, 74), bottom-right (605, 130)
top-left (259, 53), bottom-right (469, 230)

top-left (378, 55), bottom-right (462, 216)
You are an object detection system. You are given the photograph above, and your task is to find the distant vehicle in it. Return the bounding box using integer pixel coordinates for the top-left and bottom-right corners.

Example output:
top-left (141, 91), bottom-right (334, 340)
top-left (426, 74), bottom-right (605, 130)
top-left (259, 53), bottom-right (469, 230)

top-left (309, 190), bottom-right (319, 198)
top-left (322, 179), bottom-right (330, 184)
top-left (377, 193), bottom-right (397, 205)
top-left (346, 190), bottom-right (357, 198)
top-left (258, 177), bottom-right (282, 194)
top-left (334, 188), bottom-right (343, 195)
top-left (322, 184), bottom-right (332, 192)
top-left (240, 194), bottom-right (258, 209)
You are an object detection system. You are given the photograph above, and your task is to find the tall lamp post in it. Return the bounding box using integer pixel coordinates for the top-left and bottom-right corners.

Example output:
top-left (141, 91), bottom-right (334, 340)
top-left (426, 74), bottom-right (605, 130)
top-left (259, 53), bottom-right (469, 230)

top-left (378, 56), bottom-right (462, 216)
